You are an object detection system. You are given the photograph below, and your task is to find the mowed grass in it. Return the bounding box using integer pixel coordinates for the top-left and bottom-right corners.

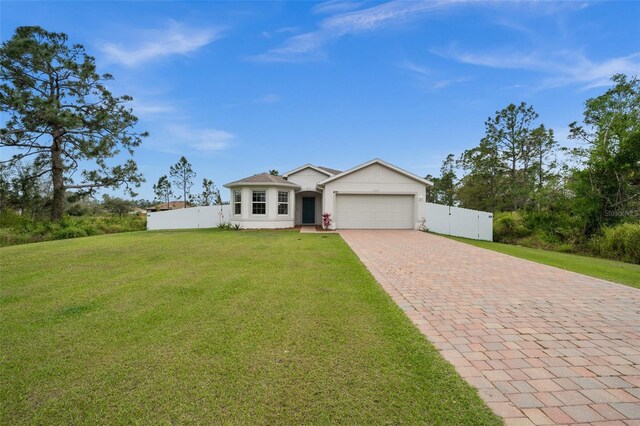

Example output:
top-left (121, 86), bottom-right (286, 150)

top-left (0, 230), bottom-right (499, 425)
top-left (446, 235), bottom-right (640, 289)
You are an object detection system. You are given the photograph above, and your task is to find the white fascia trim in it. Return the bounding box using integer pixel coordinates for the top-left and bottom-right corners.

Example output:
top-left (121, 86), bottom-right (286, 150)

top-left (223, 182), bottom-right (300, 189)
top-left (282, 164), bottom-right (332, 178)
top-left (317, 158), bottom-right (433, 187)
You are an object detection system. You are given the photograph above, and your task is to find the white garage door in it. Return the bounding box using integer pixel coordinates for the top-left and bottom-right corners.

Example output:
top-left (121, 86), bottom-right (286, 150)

top-left (336, 194), bottom-right (414, 229)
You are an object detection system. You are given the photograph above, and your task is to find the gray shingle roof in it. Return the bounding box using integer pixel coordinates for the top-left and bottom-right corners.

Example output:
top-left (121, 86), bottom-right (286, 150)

top-left (317, 166), bottom-right (342, 175)
top-left (224, 173), bottom-right (300, 188)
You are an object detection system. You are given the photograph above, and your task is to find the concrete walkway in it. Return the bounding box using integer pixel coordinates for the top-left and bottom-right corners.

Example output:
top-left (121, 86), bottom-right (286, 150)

top-left (299, 226), bottom-right (337, 234)
top-left (340, 230), bottom-right (640, 425)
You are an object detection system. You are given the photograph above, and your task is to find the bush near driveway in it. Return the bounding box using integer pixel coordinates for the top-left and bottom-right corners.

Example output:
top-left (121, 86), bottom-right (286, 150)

top-left (492, 210), bottom-right (640, 264)
top-left (591, 222), bottom-right (640, 264)
top-left (447, 234), bottom-right (640, 288)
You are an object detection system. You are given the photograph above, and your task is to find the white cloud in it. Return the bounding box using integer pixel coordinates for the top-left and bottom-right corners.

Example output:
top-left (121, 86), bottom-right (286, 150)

top-left (312, 1), bottom-right (365, 15)
top-left (177, 126), bottom-right (234, 153)
top-left (130, 99), bottom-right (176, 117)
top-left (435, 47), bottom-right (640, 90)
top-left (148, 125), bottom-right (234, 154)
top-left (432, 76), bottom-right (472, 89)
top-left (400, 60), bottom-right (471, 90)
top-left (101, 21), bottom-right (223, 67)
top-left (400, 60), bottom-right (431, 77)
top-left (250, 0), bottom-right (600, 64)
top-left (250, 0), bottom-right (465, 62)
top-left (261, 26), bottom-right (299, 39)
top-left (219, 93), bottom-right (283, 110)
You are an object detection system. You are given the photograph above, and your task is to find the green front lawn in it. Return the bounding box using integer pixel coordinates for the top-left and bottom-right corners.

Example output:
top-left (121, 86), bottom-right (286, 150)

top-left (1, 230), bottom-right (499, 425)
top-left (446, 235), bottom-right (640, 289)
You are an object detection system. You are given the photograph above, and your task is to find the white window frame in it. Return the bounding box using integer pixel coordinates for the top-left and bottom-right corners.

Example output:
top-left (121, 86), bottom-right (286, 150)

top-left (277, 191), bottom-right (289, 216)
top-left (233, 190), bottom-right (242, 215)
top-left (252, 190), bottom-right (267, 215)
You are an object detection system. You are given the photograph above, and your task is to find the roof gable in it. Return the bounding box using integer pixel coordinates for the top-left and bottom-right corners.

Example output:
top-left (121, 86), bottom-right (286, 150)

top-left (282, 164), bottom-right (334, 178)
top-left (317, 159), bottom-right (433, 187)
top-left (317, 166), bottom-right (342, 175)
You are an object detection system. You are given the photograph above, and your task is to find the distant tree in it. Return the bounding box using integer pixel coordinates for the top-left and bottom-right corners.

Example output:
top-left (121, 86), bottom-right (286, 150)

top-left (269, 169), bottom-right (279, 176)
top-left (424, 154), bottom-right (457, 206)
top-left (0, 164), bottom-right (10, 211)
top-left (133, 198), bottom-right (154, 209)
top-left (153, 175), bottom-right (172, 209)
top-left (457, 139), bottom-right (504, 211)
top-left (170, 156), bottom-right (195, 207)
top-left (439, 154), bottom-right (457, 206)
top-left (568, 74), bottom-right (640, 233)
top-left (66, 193), bottom-right (100, 216)
top-left (102, 194), bottom-right (133, 217)
top-left (529, 125), bottom-right (560, 211)
top-left (424, 174), bottom-right (439, 203)
top-left (456, 102), bottom-right (559, 212)
top-left (11, 161), bottom-right (49, 218)
top-left (483, 102), bottom-right (540, 210)
top-left (0, 26), bottom-right (147, 221)
top-left (192, 178), bottom-right (220, 206)
top-left (0, 160), bottom-right (50, 218)
top-left (201, 178), bottom-right (215, 206)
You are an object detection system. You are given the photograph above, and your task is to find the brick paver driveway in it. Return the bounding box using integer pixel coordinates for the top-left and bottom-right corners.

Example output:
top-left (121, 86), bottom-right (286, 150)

top-left (340, 230), bottom-right (640, 425)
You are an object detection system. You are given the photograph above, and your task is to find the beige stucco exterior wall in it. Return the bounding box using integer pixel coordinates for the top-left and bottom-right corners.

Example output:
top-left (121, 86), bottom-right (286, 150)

top-left (322, 163), bottom-right (427, 230)
top-left (286, 168), bottom-right (329, 191)
top-left (287, 167), bottom-right (329, 226)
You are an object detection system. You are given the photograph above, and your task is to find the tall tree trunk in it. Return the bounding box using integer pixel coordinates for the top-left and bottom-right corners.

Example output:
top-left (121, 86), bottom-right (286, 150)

top-left (51, 131), bottom-right (65, 221)
top-left (511, 156), bottom-right (518, 211)
top-left (538, 149), bottom-right (543, 212)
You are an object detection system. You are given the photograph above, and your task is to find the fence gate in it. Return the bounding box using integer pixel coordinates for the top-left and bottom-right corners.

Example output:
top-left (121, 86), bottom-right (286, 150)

top-left (424, 203), bottom-right (493, 241)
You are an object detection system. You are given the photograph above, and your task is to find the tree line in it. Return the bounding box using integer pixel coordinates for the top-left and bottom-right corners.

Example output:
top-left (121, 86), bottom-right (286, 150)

top-left (0, 26), bottom-right (228, 220)
top-left (426, 74), bottom-right (639, 250)
top-left (0, 27), bottom-right (146, 221)
top-left (0, 26), bottom-right (637, 261)
top-left (153, 156), bottom-right (223, 209)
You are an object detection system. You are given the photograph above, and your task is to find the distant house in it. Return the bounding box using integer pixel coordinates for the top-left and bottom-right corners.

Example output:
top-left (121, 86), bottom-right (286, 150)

top-left (146, 201), bottom-right (189, 212)
top-left (223, 158), bottom-right (432, 230)
top-left (130, 207), bottom-right (147, 215)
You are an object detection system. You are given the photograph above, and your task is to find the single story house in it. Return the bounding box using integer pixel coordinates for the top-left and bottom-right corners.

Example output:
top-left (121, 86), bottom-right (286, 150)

top-left (223, 158), bottom-right (432, 230)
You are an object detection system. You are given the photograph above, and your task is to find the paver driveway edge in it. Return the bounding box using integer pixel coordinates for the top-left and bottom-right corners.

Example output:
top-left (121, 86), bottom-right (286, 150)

top-left (339, 230), bottom-right (640, 425)
top-left (438, 234), bottom-right (634, 290)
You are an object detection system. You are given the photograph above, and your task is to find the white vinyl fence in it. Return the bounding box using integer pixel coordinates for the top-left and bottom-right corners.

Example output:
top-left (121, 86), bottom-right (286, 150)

top-left (147, 205), bottom-right (231, 230)
top-left (425, 203), bottom-right (493, 241)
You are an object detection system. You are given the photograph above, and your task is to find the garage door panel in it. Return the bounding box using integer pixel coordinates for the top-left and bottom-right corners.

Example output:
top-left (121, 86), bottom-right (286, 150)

top-left (336, 194), bottom-right (413, 229)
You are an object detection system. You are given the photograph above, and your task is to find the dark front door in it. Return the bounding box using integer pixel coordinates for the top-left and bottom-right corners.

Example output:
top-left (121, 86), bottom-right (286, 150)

top-left (302, 197), bottom-right (315, 224)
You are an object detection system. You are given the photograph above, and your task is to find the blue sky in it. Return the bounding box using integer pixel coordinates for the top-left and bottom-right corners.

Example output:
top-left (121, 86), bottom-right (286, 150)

top-left (2, 1), bottom-right (639, 201)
